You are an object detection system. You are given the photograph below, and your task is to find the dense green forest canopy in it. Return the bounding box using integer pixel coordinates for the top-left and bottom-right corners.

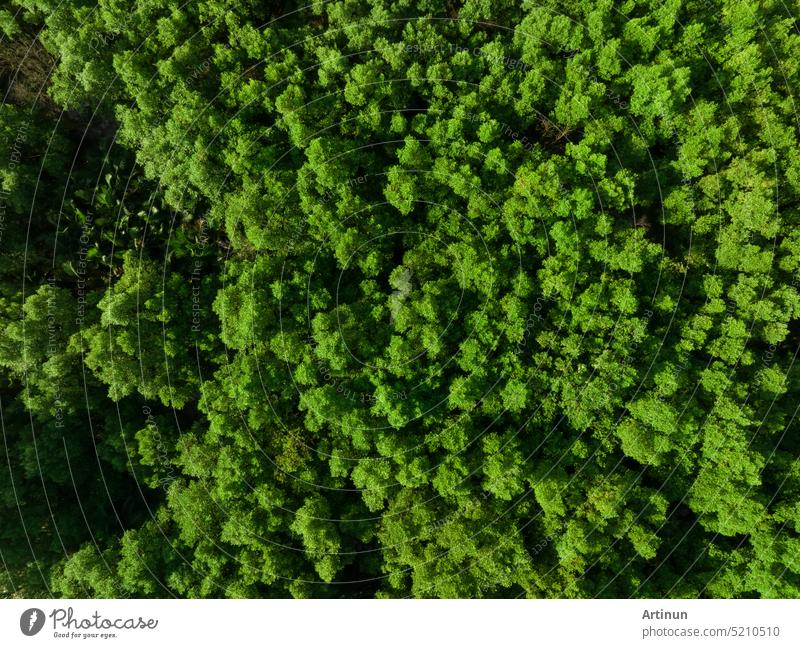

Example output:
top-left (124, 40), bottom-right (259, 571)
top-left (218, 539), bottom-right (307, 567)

top-left (1, 0), bottom-right (800, 598)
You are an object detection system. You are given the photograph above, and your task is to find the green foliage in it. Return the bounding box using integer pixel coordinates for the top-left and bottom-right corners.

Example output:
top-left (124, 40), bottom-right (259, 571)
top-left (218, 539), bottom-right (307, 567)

top-left (2, 0), bottom-right (800, 599)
